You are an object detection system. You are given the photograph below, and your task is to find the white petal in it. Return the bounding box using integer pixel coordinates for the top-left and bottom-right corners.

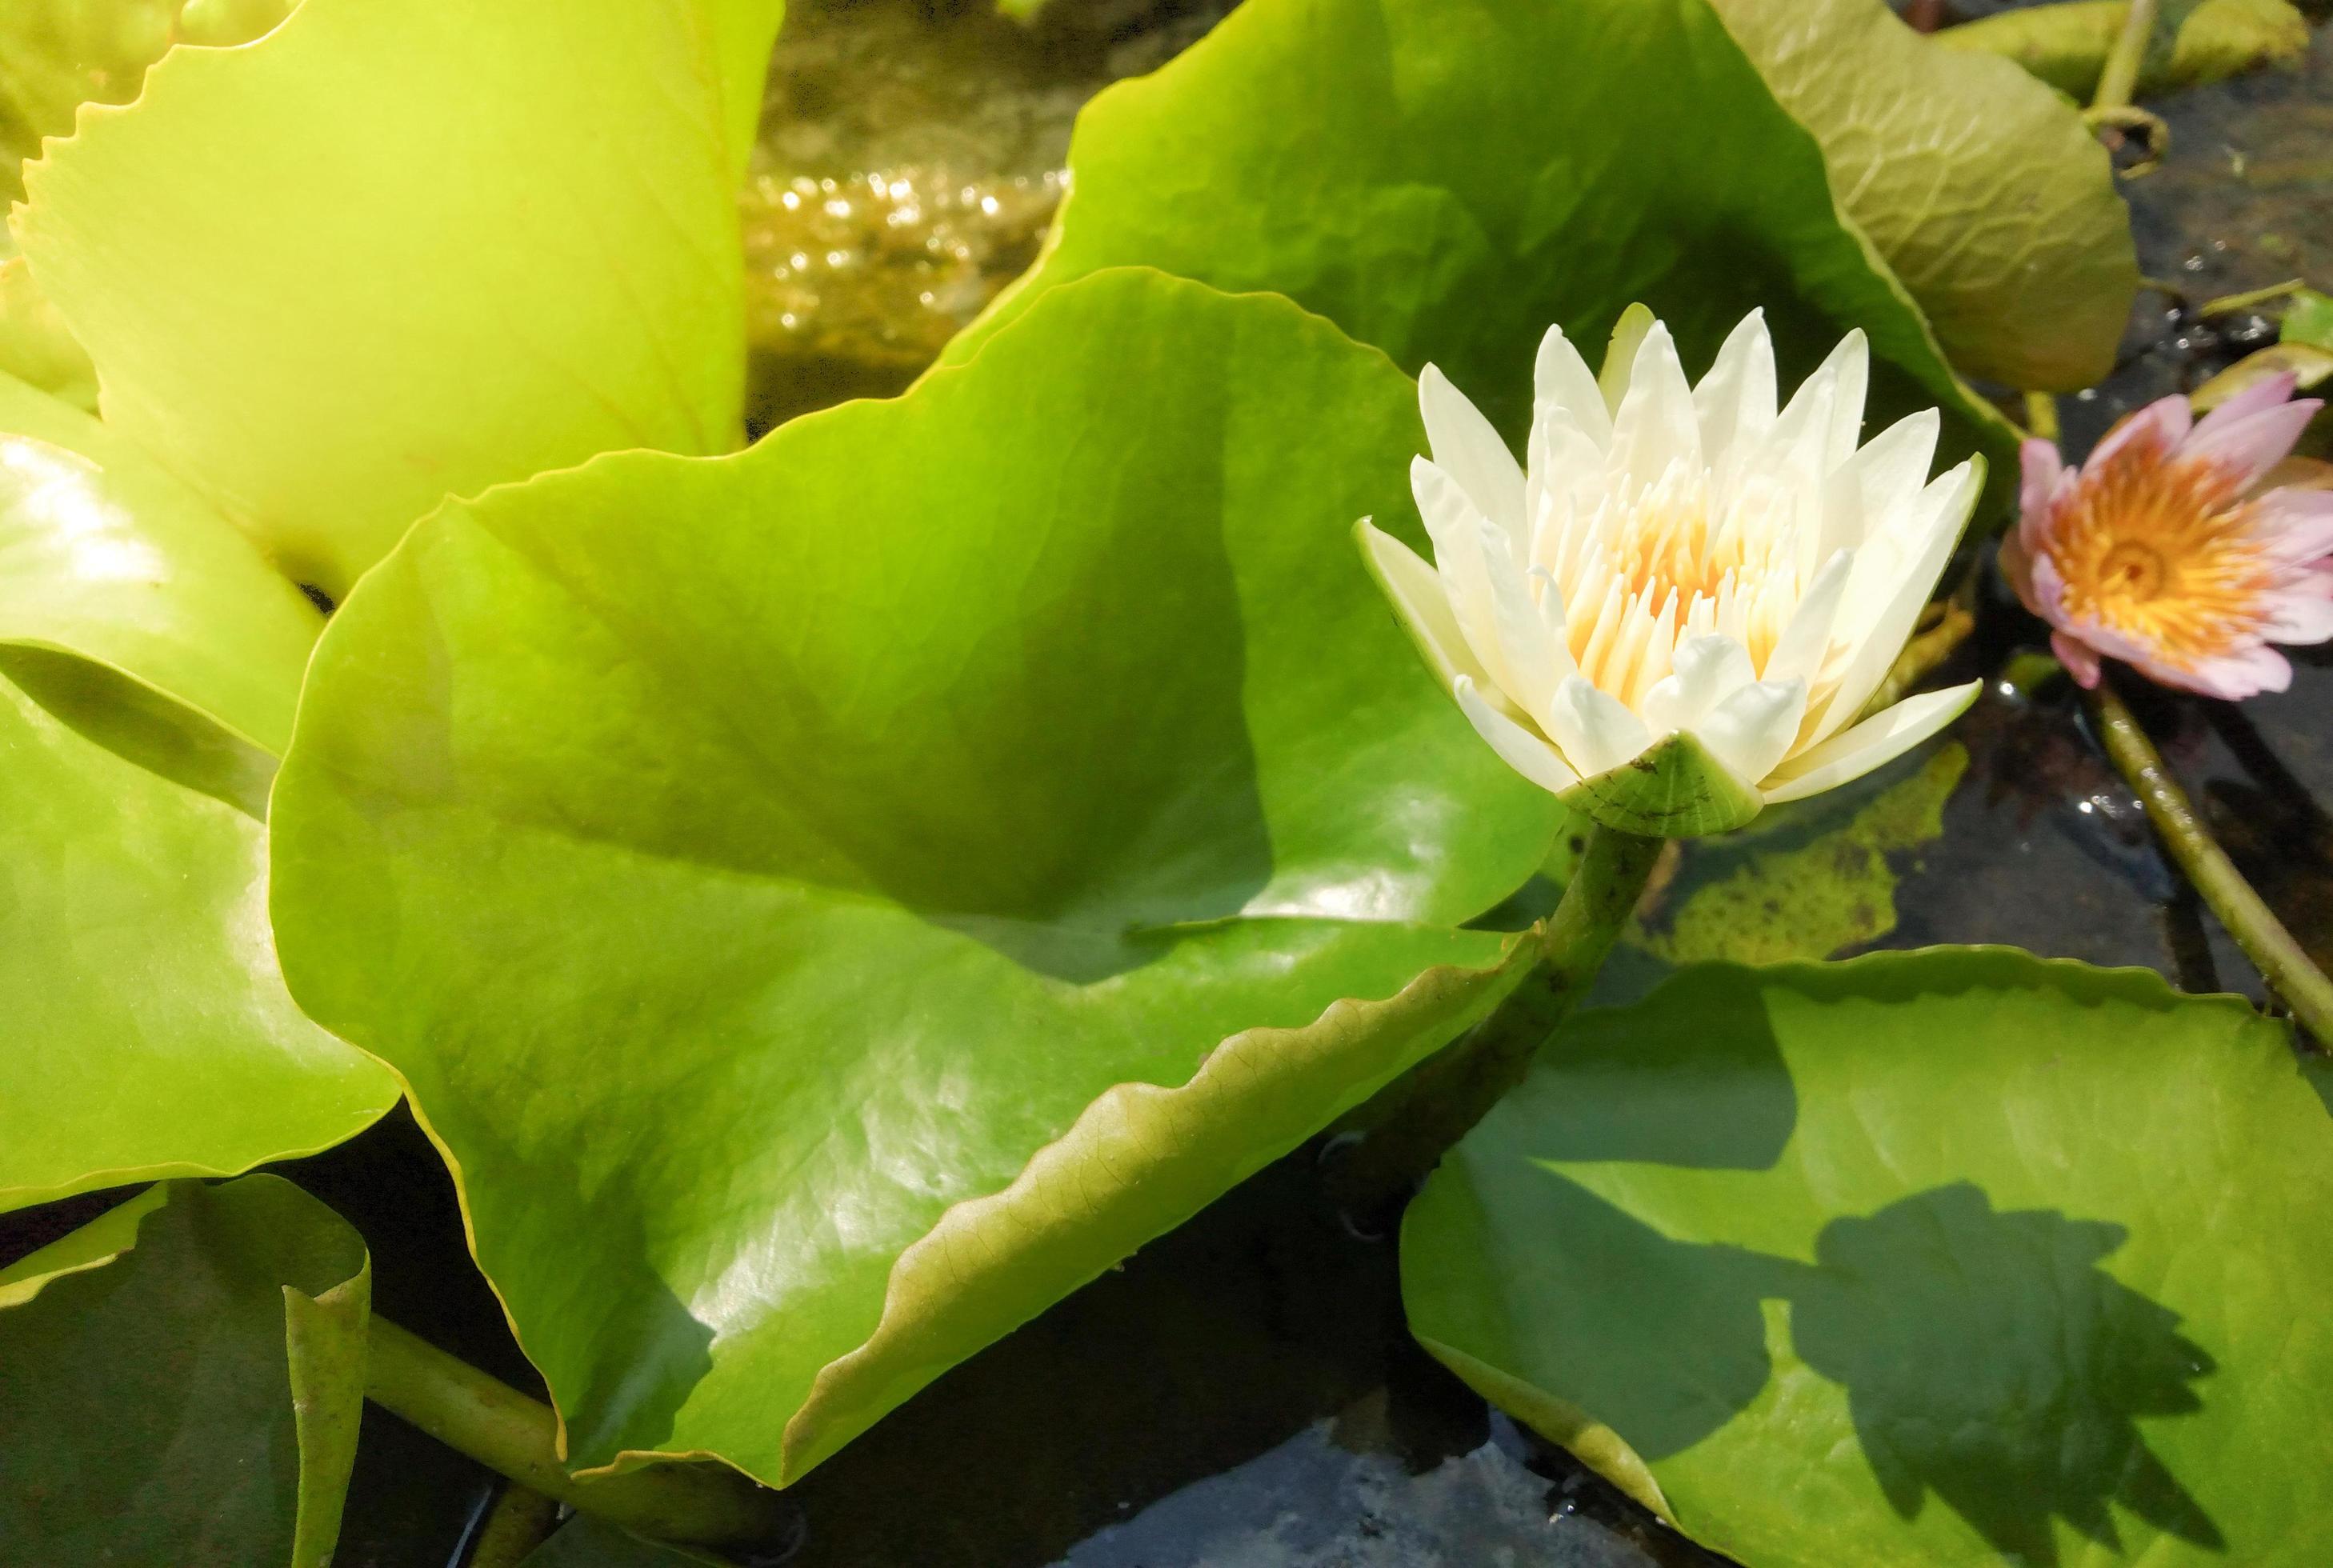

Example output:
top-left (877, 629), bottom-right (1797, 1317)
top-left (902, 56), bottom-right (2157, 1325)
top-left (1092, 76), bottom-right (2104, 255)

top-left (1763, 681), bottom-right (1981, 803)
top-left (1763, 549), bottom-right (1854, 688)
top-left (1607, 322), bottom-right (1701, 491)
top-left (1810, 457), bottom-right (1983, 744)
top-left (1456, 675), bottom-right (1580, 796)
top-left (1639, 633), bottom-right (1755, 735)
top-left (1527, 408), bottom-right (1608, 566)
top-left (1534, 323), bottom-right (1611, 450)
top-left (1768, 358), bottom-right (1837, 466)
top-left (1412, 457), bottom-right (1515, 693)
top-left (1479, 518), bottom-right (1564, 719)
top-left (1547, 674), bottom-right (1652, 778)
top-left (1821, 330), bottom-right (1870, 470)
top-left (1421, 363), bottom-right (1526, 543)
top-left (1846, 409), bottom-right (1942, 531)
top-left (1694, 310), bottom-right (1777, 483)
top-left (1811, 465), bottom-right (1867, 581)
top-left (1759, 368), bottom-right (1837, 515)
top-left (1527, 566), bottom-right (1580, 683)
top-left (1355, 519), bottom-right (1503, 698)
top-left (1692, 677), bottom-right (1809, 785)
top-left (1768, 329), bottom-right (1869, 478)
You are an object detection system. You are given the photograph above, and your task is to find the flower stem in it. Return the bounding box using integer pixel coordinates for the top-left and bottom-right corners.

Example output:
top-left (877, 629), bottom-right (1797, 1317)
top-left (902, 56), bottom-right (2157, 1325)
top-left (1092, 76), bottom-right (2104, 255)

top-left (2023, 390), bottom-right (2059, 443)
top-left (1323, 824), bottom-right (1663, 1216)
top-left (364, 1315), bottom-right (795, 1551)
top-left (2089, 680), bottom-right (2333, 1044)
top-left (2092, 0), bottom-right (2159, 114)
top-left (466, 1484), bottom-right (562, 1568)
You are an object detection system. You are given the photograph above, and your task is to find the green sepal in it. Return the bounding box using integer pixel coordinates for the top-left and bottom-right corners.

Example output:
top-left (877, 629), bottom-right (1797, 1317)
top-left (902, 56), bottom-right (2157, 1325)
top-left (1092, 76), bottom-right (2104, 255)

top-left (1558, 732), bottom-right (1764, 838)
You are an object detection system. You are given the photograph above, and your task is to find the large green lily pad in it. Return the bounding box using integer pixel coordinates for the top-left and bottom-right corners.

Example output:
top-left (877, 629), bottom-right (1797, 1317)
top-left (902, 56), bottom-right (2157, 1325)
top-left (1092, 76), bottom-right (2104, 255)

top-left (270, 269), bottom-right (1558, 1484)
top-left (0, 662), bottom-right (397, 1213)
top-left (948, 0), bottom-right (2013, 468)
top-left (0, 368), bottom-right (320, 754)
top-left (0, 1176), bottom-right (371, 1567)
top-left (1404, 950), bottom-right (2333, 1566)
top-left (1708, 0), bottom-right (2136, 391)
top-left (13, 0), bottom-right (785, 596)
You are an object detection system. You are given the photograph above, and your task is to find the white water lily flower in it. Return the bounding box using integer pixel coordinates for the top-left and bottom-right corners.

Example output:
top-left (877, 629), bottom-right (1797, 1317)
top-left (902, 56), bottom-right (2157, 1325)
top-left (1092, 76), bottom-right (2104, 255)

top-left (1358, 307), bottom-right (1985, 837)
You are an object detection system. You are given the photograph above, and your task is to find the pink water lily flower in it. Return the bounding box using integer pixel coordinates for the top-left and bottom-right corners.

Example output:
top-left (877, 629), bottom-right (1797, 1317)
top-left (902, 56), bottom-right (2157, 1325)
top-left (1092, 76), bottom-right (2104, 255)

top-left (2004, 374), bottom-right (2332, 698)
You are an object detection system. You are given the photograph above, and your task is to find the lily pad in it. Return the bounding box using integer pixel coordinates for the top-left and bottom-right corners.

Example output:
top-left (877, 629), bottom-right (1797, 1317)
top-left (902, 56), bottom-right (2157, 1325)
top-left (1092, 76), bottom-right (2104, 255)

top-left (12, 0), bottom-right (786, 596)
top-left (0, 1175), bottom-right (371, 1567)
top-left (1403, 949), bottom-right (2333, 1567)
top-left (1630, 742), bottom-right (1968, 970)
top-left (1939, 0), bottom-right (2311, 101)
top-left (2280, 287), bottom-right (2333, 351)
top-left (1708, 0), bottom-right (2136, 391)
top-left (270, 269), bottom-right (1558, 1485)
top-left (0, 662), bottom-right (397, 1213)
top-left (948, 0), bottom-right (2013, 471)
top-left (0, 249), bottom-right (95, 410)
top-left (0, 368), bottom-right (321, 754)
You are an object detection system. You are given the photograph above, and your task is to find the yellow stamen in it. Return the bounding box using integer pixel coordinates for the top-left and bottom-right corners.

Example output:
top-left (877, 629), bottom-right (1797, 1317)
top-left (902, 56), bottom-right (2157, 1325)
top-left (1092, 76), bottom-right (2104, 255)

top-left (2051, 427), bottom-right (2275, 673)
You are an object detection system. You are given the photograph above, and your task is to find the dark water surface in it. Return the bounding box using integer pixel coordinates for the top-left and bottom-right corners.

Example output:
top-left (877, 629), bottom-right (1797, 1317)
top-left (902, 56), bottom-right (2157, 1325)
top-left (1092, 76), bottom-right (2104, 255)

top-left (9, 5), bottom-right (2331, 1566)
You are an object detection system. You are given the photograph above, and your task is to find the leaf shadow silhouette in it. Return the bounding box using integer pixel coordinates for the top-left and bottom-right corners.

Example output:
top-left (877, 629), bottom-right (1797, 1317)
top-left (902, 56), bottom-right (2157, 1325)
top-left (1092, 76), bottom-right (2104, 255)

top-left (1784, 1182), bottom-right (2223, 1563)
top-left (1499, 1177), bottom-right (2223, 1562)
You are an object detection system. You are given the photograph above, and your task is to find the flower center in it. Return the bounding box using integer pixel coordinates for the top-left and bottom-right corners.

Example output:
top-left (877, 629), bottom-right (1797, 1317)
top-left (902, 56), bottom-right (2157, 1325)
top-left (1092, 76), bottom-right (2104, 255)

top-left (1536, 462), bottom-right (1805, 706)
top-left (2097, 540), bottom-right (2167, 599)
top-left (1615, 493), bottom-right (1738, 607)
top-left (2050, 430), bottom-right (2274, 673)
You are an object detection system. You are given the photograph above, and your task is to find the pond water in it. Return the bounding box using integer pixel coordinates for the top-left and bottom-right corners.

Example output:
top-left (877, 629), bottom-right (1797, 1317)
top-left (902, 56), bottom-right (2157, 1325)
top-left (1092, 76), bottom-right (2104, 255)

top-left (7, 4), bottom-right (2328, 1566)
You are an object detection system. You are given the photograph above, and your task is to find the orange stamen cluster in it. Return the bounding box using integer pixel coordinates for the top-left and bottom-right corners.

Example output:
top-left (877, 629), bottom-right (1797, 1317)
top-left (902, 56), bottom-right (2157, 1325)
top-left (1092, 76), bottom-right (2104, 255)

top-left (2049, 430), bottom-right (2275, 674)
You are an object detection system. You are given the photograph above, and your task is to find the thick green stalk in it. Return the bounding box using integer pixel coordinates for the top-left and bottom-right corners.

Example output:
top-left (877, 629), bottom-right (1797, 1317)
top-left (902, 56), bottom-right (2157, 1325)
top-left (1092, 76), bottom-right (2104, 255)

top-left (2091, 681), bottom-right (2333, 1044)
top-left (1325, 825), bottom-right (1663, 1214)
top-left (2093, 0), bottom-right (2160, 112)
top-left (466, 1484), bottom-right (562, 1568)
top-left (364, 1316), bottom-right (793, 1550)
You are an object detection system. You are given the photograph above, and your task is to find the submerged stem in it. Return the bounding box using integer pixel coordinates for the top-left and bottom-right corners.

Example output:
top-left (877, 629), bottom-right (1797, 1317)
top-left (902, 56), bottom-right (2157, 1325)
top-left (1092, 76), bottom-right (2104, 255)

top-left (1324, 824), bottom-right (1662, 1215)
top-left (2089, 681), bottom-right (2333, 1044)
top-left (364, 1315), bottom-right (794, 1550)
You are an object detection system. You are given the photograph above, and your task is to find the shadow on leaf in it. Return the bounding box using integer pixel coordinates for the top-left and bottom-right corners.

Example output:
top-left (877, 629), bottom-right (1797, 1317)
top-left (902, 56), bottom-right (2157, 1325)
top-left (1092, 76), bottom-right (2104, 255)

top-left (1789, 1182), bottom-right (2222, 1563)
top-left (1497, 1176), bottom-right (2222, 1561)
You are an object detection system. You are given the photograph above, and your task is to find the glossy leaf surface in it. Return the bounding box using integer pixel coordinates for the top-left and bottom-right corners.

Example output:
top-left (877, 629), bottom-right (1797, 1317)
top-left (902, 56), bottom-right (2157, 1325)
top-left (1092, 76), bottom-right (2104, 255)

top-left (0, 1176), bottom-right (371, 1567)
top-left (1710, 0), bottom-right (2137, 390)
top-left (0, 664), bottom-right (396, 1213)
top-left (1405, 950), bottom-right (2333, 1566)
top-left (950, 0), bottom-right (2014, 470)
top-left (14, 0), bottom-right (786, 595)
top-left (0, 369), bottom-right (320, 754)
top-left (271, 269), bottom-right (1557, 1484)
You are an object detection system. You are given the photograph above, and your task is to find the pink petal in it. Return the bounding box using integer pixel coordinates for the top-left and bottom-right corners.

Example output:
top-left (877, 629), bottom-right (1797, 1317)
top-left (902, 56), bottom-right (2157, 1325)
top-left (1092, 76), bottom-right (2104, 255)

top-left (2051, 629), bottom-right (2103, 687)
top-left (2261, 582), bottom-right (2333, 645)
top-left (2085, 394), bottom-right (2191, 477)
top-left (2019, 438), bottom-right (2068, 529)
top-left (2248, 486), bottom-right (2333, 563)
top-left (2027, 549), bottom-right (2073, 622)
top-left (2148, 642), bottom-right (2292, 700)
top-left (2180, 398), bottom-right (2323, 491)
top-left (2052, 609), bottom-right (2163, 680)
top-left (2190, 370), bottom-right (2299, 438)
